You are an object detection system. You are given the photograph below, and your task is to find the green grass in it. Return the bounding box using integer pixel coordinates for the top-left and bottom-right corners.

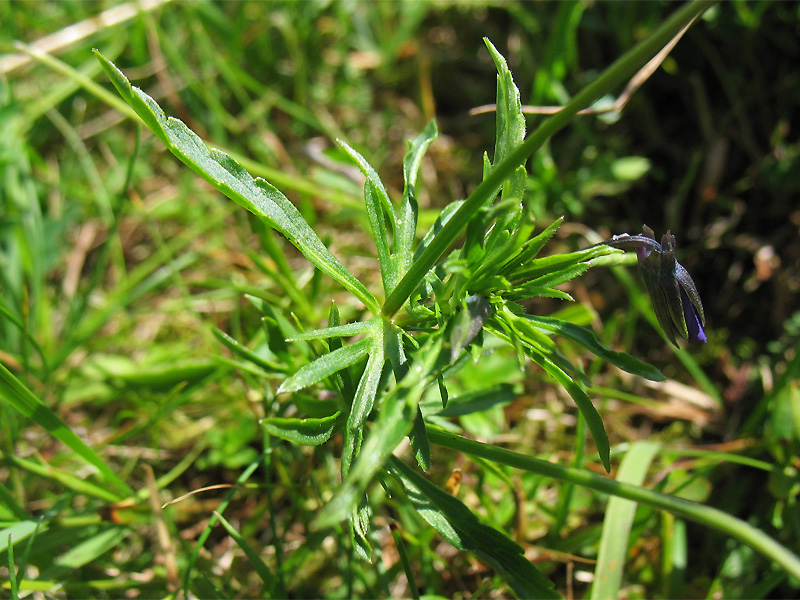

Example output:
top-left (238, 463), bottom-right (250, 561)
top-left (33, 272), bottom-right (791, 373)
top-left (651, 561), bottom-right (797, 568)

top-left (2, 1), bottom-right (800, 598)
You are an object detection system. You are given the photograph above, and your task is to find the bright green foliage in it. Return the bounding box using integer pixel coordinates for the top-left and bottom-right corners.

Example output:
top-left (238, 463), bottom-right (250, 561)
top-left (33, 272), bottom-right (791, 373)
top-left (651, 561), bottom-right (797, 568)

top-left (7, 1), bottom-right (800, 598)
top-left (0, 362), bottom-right (131, 498)
top-left (94, 50), bottom-right (379, 315)
top-left (387, 456), bottom-right (560, 599)
top-left (84, 6), bottom-right (800, 592)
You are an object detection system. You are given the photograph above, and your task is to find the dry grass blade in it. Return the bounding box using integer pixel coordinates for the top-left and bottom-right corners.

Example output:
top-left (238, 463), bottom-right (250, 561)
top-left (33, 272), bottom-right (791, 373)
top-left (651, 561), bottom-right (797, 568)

top-left (0, 0), bottom-right (172, 76)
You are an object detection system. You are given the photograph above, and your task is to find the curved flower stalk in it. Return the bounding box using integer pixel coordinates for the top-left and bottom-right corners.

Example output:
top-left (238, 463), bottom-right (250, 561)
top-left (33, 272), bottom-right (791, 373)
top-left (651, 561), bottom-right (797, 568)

top-left (602, 225), bottom-right (706, 346)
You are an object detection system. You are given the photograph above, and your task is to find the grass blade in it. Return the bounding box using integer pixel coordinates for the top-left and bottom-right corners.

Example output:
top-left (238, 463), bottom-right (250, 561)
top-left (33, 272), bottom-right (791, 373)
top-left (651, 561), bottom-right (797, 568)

top-left (591, 440), bottom-right (661, 600)
top-left (214, 511), bottom-right (278, 594)
top-left (428, 427), bottom-right (800, 582)
top-left (0, 362), bottom-right (132, 498)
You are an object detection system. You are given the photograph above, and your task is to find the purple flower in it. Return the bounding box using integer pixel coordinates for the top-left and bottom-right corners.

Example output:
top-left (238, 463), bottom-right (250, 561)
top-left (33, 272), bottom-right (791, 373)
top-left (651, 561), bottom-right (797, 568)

top-left (602, 225), bottom-right (706, 346)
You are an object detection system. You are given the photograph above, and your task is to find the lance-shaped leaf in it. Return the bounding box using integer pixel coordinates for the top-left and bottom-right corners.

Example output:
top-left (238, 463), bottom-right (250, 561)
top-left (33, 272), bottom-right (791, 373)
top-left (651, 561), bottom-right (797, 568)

top-left (339, 140), bottom-right (397, 294)
top-left (261, 412), bottom-right (344, 446)
top-left (341, 320), bottom-right (386, 476)
top-left (489, 310), bottom-right (610, 472)
top-left (397, 120), bottom-right (438, 280)
top-left (523, 315), bottom-right (664, 381)
top-left (277, 337), bottom-right (372, 394)
top-left (485, 39), bottom-right (526, 208)
top-left (386, 456), bottom-right (559, 600)
top-left (320, 335), bottom-right (443, 529)
top-left (95, 51), bottom-right (378, 314)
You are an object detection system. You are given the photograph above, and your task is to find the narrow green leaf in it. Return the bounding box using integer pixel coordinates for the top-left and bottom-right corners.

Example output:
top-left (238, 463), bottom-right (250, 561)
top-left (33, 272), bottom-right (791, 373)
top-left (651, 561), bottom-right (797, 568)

top-left (493, 307), bottom-right (592, 388)
top-left (321, 335), bottom-right (442, 527)
top-left (493, 310), bottom-right (609, 470)
top-left (437, 384), bottom-right (516, 417)
top-left (214, 511), bottom-right (278, 592)
top-left (349, 502), bottom-right (374, 562)
top-left (0, 451), bottom-right (122, 503)
top-left (528, 350), bottom-right (611, 472)
top-left (327, 301), bottom-right (356, 402)
top-left (485, 38), bottom-right (526, 207)
top-left (507, 287), bottom-right (574, 302)
top-left (94, 51), bottom-right (378, 314)
top-left (524, 315), bottom-right (665, 381)
top-left (508, 216), bottom-right (565, 269)
top-left (277, 337), bottom-right (372, 394)
top-left (7, 529), bottom-right (18, 599)
top-left (591, 441), bottom-right (661, 600)
top-left (286, 319), bottom-right (376, 341)
top-left (341, 323), bottom-right (386, 476)
top-left (181, 457), bottom-right (262, 592)
top-left (510, 246), bottom-right (612, 281)
top-left (338, 139), bottom-right (397, 293)
top-left (391, 523), bottom-right (420, 600)
top-left (337, 139), bottom-right (396, 234)
top-left (529, 263), bottom-right (592, 288)
top-left (0, 362), bottom-right (131, 497)
top-left (261, 412), bottom-right (344, 446)
top-left (107, 359), bottom-right (219, 390)
top-left (469, 206), bottom-right (536, 289)
top-left (397, 121), bottom-right (438, 278)
top-left (39, 527), bottom-right (128, 581)
top-left (364, 180), bottom-right (397, 293)
top-left (409, 405), bottom-right (431, 472)
top-left (322, 388), bottom-right (414, 528)
top-left (0, 521), bottom-right (41, 559)
top-left (212, 328), bottom-right (285, 372)
top-left (387, 456), bottom-right (559, 599)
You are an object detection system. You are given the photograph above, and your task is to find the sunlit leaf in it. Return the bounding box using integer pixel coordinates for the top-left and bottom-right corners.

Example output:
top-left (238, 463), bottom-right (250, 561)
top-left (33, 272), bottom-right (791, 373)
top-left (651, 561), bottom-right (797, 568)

top-left (261, 412), bottom-right (344, 446)
top-left (397, 120), bottom-right (438, 280)
top-left (0, 362), bottom-right (131, 498)
top-left (524, 315), bottom-right (664, 381)
top-left (277, 337), bottom-right (372, 394)
top-left (95, 51), bottom-right (378, 314)
top-left (387, 456), bottom-right (559, 599)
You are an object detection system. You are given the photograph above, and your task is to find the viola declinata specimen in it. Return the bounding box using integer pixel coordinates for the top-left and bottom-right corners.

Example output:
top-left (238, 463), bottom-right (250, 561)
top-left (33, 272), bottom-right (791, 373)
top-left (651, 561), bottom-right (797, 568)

top-left (600, 225), bottom-right (707, 346)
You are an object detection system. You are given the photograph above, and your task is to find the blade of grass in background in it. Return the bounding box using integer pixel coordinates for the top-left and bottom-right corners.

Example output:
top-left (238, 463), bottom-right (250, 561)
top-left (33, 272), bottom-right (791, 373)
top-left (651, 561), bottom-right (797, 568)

top-left (591, 440), bottom-right (661, 599)
top-left (0, 362), bottom-right (132, 498)
top-left (428, 428), bottom-right (800, 581)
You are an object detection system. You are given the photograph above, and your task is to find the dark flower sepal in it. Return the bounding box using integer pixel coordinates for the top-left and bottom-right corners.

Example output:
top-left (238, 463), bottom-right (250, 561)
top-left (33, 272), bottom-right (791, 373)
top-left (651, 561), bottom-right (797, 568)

top-left (601, 225), bottom-right (706, 347)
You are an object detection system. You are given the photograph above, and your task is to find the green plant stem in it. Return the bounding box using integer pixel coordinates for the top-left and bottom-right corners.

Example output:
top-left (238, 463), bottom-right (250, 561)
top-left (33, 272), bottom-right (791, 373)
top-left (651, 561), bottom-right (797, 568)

top-left (381, 0), bottom-right (716, 319)
top-left (428, 427), bottom-right (800, 581)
